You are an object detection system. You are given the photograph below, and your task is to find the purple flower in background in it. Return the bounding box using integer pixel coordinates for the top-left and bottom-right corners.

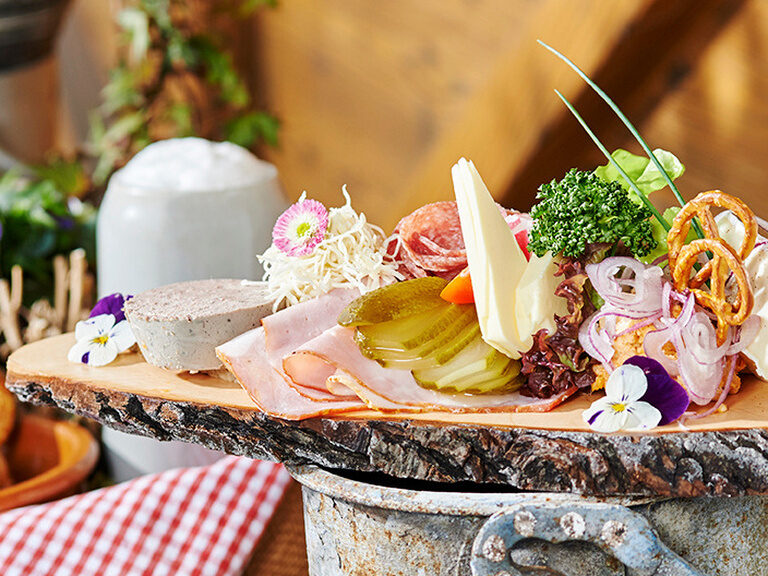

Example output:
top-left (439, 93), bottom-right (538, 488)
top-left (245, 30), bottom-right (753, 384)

top-left (55, 216), bottom-right (75, 231)
top-left (624, 355), bottom-right (690, 426)
top-left (89, 293), bottom-right (133, 324)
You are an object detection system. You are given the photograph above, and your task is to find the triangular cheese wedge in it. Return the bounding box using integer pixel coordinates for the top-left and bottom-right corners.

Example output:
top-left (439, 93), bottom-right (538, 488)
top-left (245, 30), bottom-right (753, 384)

top-left (451, 158), bottom-right (528, 358)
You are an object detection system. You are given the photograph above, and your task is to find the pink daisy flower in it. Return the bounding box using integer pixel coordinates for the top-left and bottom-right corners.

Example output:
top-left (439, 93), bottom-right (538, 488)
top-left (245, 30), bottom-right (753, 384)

top-left (272, 199), bottom-right (329, 256)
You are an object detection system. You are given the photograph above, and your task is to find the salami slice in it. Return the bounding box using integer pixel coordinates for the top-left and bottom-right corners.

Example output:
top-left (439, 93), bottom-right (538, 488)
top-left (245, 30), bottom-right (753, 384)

top-left (388, 201), bottom-right (528, 280)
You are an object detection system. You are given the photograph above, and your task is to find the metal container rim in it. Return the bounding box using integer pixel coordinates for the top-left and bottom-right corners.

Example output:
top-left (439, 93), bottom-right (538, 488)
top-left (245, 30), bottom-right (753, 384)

top-left (287, 465), bottom-right (656, 516)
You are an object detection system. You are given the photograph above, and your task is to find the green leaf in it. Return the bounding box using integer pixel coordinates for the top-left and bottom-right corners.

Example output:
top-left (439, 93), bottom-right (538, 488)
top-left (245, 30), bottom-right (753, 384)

top-left (635, 149), bottom-right (685, 193)
top-left (639, 206), bottom-right (695, 265)
top-left (225, 112), bottom-right (280, 148)
top-left (32, 158), bottom-right (90, 199)
top-left (117, 8), bottom-right (150, 63)
top-left (240, 0), bottom-right (278, 14)
top-left (0, 168), bottom-right (97, 303)
top-left (101, 67), bottom-right (144, 115)
top-left (593, 149), bottom-right (648, 187)
top-left (594, 148), bottom-right (685, 201)
top-left (166, 103), bottom-right (194, 136)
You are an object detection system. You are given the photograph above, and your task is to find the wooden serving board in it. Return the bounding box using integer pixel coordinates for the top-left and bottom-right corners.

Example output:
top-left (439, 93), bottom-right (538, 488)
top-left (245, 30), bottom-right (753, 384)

top-left (7, 334), bottom-right (768, 497)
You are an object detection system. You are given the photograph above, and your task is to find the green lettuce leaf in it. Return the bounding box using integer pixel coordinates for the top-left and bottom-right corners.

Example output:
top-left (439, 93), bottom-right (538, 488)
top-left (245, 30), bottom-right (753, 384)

top-left (639, 206), bottom-right (696, 265)
top-left (594, 148), bottom-right (685, 203)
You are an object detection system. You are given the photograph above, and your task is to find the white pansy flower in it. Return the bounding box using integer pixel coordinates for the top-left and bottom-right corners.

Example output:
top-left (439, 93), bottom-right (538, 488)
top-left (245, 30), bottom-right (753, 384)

top-left (583, 364), bottom-right (661, 433)
top-left (67, 314), bottom-right (136, 367)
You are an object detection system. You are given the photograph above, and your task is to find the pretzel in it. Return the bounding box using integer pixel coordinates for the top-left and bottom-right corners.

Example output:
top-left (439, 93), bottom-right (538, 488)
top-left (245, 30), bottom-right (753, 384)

top-left (667, 190), bottom-right (757, 273)
top-left (672, 238), bottom-right (753, 345)
top-left (666, 190), bottom-right (757, 345)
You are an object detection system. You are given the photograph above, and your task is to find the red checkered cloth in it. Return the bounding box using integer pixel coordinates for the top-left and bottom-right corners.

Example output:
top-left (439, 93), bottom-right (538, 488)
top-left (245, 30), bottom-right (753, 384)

top-left (0, 456), bottom-right (291, 576)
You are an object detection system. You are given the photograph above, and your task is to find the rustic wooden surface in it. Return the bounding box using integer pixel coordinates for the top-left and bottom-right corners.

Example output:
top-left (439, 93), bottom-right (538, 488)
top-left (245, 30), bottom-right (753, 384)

top-left (8, 334), bottom-right (768, 498)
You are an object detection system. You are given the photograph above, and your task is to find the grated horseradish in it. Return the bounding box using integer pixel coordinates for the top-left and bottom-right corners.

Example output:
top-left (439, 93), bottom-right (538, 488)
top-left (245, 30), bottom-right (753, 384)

top-left (259, 187), bottom-right (402, 310)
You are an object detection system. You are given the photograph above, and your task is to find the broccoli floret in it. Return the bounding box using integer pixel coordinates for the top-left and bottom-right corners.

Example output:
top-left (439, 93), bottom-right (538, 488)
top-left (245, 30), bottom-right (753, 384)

top-left (527, 169), bottom-right (656, 258)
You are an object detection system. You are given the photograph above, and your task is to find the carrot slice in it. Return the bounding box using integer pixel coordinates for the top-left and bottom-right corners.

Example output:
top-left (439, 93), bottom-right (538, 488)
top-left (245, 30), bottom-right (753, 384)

top-left (440, 267), bottom-right (474, 304)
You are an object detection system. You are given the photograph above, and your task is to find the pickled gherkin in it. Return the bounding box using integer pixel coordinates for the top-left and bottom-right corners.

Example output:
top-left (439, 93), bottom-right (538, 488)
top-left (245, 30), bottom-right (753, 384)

top-left (339, 278), bottom-right (522, 394)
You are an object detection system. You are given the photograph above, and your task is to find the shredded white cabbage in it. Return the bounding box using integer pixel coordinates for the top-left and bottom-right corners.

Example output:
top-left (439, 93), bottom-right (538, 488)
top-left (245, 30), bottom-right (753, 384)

top-left (259, 187), bottom-right (403, 310)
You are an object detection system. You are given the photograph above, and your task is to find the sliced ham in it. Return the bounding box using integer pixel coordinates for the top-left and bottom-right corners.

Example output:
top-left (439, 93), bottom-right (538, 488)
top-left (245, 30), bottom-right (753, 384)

top-left (218, 285), bottom-right (575, 420)
top-left (260, 288), bottom-right (359, 399)
top-left (285, 326), bottom-right (577, 413)
top-left (216, 326), bottom-right (365, 420)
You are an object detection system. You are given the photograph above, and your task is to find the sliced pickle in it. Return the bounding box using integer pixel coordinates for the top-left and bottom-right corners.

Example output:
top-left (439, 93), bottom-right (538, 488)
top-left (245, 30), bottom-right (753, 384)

top-left (400, 305), bottom-right (470, 350)
top-left (344, 276), bottom-right (520, 394)
top-left (431, 321), bottom-right (481, 365)
top-left (357, 306), bottom-right (474, 359)
top-left (413, 339), bottom-right (521, 394)
top-left (355, 304), bottom-right (469, 350)
top-left (338, 277), bottom-right (448, 326)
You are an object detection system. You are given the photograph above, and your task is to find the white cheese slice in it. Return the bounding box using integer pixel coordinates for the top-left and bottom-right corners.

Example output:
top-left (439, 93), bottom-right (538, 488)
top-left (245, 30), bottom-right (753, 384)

top-left (452, 159), bottom-right (527, 358)
top-left (451, 159), bottom-right (571, 359)
top-left (743, 245), bottom-right (768, 379)
top-left (515, 251), bottom-right (570, 348)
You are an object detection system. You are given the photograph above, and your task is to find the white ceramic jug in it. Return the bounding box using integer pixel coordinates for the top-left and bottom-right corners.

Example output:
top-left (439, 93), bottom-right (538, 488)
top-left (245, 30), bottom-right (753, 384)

top-left (97, 138), bottom-right (287, 480)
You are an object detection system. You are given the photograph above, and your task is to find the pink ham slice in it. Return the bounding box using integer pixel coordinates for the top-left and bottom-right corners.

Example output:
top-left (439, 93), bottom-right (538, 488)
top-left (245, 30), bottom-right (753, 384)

top-left (216, 326), bottom-right (366, 420)
top-left (218, 287), bottom-right (575, 420)
top-left (284, 326), bottom-right (577, 413)
top-left (260, 289), bottom-right (360, 400)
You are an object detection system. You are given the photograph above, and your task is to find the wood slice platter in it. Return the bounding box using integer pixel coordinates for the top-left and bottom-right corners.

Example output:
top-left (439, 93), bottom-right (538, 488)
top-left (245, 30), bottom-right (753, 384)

top-left (7, 334), bottom-right (768, 497)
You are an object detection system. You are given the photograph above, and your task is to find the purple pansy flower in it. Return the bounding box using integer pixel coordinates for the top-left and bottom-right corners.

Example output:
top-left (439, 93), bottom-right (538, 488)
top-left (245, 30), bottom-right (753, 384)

top-left (89, 293), bottom-right (133, 323)
top-left (583, 355), bottom-right (690, 432)
top-left (624, 355), bottom-right (690, 426)
top-left (67, 313), bottom-right (135, 366)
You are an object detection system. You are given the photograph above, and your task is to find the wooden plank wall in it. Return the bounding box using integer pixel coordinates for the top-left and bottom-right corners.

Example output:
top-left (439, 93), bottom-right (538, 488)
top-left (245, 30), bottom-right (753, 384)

top-left (28, 0), bottom-right (768, 227)
top-left (249, 0), bottom-right (659, 228)
top-left (639, 0), bottom-right (768, 220)
top-left (250, 0), bottom-right (767, 230)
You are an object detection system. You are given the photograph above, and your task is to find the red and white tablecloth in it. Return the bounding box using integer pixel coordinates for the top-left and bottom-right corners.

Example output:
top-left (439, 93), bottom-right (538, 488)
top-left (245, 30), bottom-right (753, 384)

top-left (0, 456), bottom-right (291, 576)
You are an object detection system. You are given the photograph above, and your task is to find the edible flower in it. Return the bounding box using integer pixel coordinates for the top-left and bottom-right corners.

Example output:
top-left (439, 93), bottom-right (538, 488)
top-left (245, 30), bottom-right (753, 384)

top-left (68, 293), bottom-right (136, 366)
top-left (88, 292), bottom-right (132, 323)
top-left (583, 356), bottom-right (689, 432)
top-left (272, 197), bottom-right (329, 257)
top-left (260, 188), bottom-right (401, 309)
top-left (581, 360), bottom-right (660, 433)
top-left (623, 356), bottom-right (690, 425)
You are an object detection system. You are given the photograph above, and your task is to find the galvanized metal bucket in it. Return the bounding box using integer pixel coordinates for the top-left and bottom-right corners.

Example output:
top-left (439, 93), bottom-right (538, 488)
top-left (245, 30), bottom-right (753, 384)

top-left (289, 465), bottom-right (768, 576)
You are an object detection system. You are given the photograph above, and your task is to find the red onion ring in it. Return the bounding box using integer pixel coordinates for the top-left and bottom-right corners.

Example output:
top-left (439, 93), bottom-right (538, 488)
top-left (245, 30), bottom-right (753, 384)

top-left (586, 257), bottom-right (664, 315)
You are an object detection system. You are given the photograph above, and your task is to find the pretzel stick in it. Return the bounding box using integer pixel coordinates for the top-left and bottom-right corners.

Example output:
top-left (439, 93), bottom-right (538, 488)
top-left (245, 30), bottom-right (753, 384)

top-left (0, 279), bottom-right (22, 351)
top-left (53, 254), bottom-right (68, 331)
top-left (67, 249), bottom-right (86, 332)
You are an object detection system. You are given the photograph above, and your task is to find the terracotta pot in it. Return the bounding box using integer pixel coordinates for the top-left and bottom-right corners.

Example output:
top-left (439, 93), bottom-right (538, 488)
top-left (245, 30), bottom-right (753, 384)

top-left (0, 414), bottom-right (99, 511)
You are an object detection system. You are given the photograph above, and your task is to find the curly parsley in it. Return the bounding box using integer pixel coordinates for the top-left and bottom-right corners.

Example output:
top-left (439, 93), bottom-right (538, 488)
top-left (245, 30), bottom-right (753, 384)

top-left (527, 169), bottom-right (656, 258)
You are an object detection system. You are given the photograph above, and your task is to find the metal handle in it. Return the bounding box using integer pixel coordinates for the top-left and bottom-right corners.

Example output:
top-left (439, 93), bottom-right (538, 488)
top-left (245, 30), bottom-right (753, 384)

top-left (471, 502), bottom-right (705, 576)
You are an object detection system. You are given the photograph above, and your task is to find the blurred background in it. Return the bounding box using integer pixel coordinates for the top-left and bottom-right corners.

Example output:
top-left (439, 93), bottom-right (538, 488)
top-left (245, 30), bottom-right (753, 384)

top-left (6, 0), bottom-right (768, 232)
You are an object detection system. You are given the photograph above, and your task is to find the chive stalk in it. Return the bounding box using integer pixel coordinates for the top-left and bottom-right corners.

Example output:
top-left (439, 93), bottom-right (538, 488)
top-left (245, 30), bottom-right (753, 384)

top-left (539, 39), bottom-right (705, 238)
top-left (554, 90), bottom-right (670, 231)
